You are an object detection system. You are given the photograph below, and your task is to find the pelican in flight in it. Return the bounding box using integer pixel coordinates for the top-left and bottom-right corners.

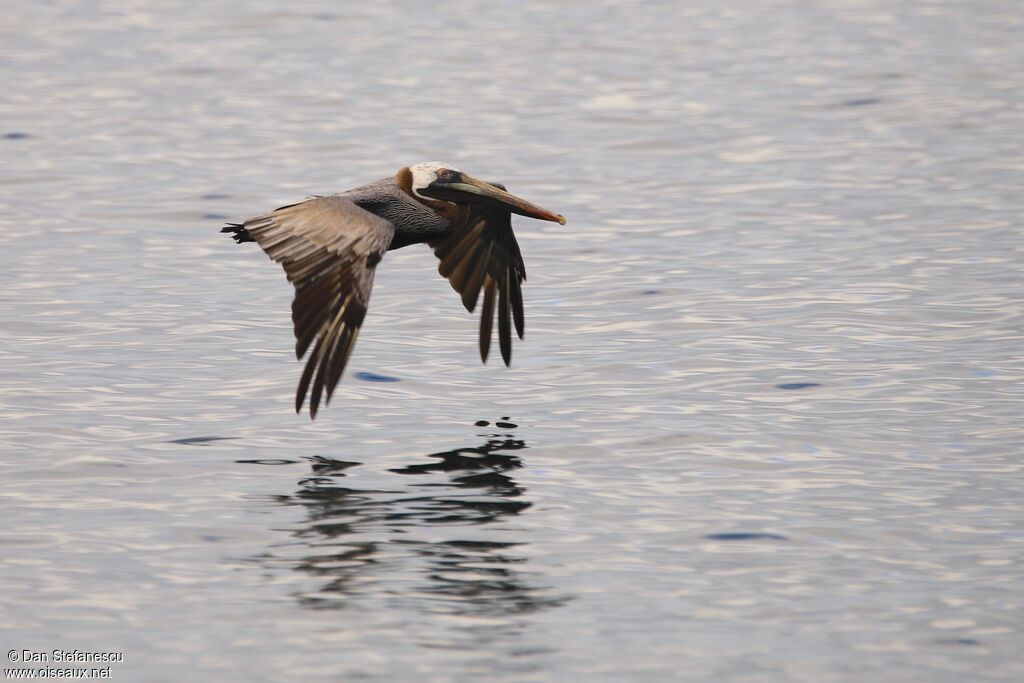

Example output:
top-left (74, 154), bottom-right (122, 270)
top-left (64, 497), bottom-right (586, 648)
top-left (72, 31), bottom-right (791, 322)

top-left (222, 162), bottom-right (566, 418)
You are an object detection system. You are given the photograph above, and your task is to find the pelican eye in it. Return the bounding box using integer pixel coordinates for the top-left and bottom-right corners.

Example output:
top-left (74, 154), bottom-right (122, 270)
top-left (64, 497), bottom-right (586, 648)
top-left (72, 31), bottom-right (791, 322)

top-left (435, 168), bottom-right (455, 181)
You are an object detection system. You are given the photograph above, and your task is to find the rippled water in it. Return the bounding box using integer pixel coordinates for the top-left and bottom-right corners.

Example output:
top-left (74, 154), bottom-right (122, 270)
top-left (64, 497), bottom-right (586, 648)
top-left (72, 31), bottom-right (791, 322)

top-left (2, 1), bottom-right (1023, 681)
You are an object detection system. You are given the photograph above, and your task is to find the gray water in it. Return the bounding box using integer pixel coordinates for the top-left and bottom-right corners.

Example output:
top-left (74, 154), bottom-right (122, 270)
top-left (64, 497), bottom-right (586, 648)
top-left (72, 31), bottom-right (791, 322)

top-left (2, 1), bottom-right (1023, 681)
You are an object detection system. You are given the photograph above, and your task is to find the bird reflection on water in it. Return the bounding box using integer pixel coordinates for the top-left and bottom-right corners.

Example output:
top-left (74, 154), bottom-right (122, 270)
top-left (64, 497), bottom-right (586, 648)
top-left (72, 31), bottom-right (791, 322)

top-left (255, 423), bottom-right (567, 620)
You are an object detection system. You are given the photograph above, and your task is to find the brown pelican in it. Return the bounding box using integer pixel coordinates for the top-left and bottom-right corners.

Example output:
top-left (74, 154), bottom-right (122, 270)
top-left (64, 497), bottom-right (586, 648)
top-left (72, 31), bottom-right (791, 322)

top-left (222, 162), bottom-right (566, 418)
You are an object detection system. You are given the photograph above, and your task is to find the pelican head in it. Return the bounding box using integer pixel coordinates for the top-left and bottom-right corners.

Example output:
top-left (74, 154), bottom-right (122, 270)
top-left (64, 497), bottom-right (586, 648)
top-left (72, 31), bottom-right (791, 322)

top-left (407, 162), bottom-right (566, 225)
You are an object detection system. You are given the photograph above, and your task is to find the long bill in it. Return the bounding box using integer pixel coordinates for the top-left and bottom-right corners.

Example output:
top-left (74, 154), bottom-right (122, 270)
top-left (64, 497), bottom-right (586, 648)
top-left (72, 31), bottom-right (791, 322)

top-left (445, 174), bottom-right (567, 225)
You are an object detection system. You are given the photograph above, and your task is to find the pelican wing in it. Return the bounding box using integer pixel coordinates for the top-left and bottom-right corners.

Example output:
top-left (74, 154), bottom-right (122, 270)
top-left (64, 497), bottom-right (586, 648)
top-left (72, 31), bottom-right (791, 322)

top-left (238, 196), bottom-right (394, 418)
top-left (430, 190), bottom-right (526, 366)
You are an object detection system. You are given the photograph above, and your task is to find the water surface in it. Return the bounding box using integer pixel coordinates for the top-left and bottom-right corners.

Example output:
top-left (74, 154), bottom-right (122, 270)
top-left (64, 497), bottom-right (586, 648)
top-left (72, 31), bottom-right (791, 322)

top-left (1, 1), bottom-right (1022, 681)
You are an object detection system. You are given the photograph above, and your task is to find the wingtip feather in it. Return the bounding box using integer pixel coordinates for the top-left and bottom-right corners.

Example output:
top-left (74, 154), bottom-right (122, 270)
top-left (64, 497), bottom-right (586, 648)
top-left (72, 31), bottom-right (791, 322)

top-left (479, 277), bottom-right (495, 364)
top-left (498, 280), bottom-right (512, 366)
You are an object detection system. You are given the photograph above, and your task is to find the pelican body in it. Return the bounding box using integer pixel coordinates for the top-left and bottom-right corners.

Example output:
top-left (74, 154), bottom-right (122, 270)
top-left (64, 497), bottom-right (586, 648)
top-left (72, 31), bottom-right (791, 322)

top-left (222, 162), bottom-right (565, 418)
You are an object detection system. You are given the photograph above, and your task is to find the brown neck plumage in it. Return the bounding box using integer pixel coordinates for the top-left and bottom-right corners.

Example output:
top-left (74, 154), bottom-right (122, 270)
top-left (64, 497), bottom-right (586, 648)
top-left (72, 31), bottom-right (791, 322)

top-left (395, 167), bottom-right (469, 225)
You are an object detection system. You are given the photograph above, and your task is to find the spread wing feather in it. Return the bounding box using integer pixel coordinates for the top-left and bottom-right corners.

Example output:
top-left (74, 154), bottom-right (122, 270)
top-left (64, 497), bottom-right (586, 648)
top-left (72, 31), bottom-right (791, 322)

top-left (239, 196), bottom-right (394, 418)
top-left (430, 194), bottom-right (526, 366)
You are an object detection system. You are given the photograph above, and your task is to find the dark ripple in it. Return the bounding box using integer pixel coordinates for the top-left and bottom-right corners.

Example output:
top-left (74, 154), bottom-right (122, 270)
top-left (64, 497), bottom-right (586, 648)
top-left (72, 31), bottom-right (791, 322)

top-left (704, 532), bottom-right (789, 541)
top-left (775, 382), bottom-right (821, 390)
top-left (837, 97), bottom-right (882, 107)
top-left (168, 436), bottom-right (238, 445)
top-left (934, 638), bottom-right (982, 647)
top-left (354, 371), bottom-right (400, 382)
top-left (309, 457), bottom-right (361, 474)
